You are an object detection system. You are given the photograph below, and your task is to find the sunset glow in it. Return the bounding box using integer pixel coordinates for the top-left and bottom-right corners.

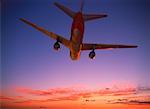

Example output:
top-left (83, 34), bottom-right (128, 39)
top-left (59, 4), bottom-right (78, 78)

top-left (1, 84), bottom-right (150, 109)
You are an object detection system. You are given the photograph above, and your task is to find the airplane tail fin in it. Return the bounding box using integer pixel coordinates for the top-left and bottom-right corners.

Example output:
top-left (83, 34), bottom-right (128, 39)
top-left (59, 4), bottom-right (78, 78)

top-left (80, 0), bottom-right (84, 12)
top-left (54, 2), bottom-right (108, 21)
top-left (54, 2), bottom-right (75, 18)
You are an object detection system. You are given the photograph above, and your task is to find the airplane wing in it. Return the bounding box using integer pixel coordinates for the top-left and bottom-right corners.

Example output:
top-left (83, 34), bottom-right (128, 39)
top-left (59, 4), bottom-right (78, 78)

top-left (81, 43), bottom-right (138, 50)
top-left (19, 18), bottom-right (70, 48)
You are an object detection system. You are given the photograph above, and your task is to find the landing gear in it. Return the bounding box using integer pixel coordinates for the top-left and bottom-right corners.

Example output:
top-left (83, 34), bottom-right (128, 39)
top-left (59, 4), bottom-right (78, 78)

top-left (53, 41), bottom-right (60, 50)
top-left (89, 49), bottom-right (96, 59)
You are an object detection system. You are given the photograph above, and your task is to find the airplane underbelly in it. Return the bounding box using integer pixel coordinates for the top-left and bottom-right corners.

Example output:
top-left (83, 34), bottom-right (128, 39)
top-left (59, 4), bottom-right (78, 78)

top-left (71, 29), bottom-right (82, 42)
top-left (69, 41), bottom-right (81, 60)
top-left (69, 27), bottom-right (83, 60)
top-left (70, 51), bottom-right (80, 60)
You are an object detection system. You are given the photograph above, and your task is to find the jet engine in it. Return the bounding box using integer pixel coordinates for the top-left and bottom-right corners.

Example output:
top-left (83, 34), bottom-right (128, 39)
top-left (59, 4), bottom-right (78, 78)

top-left (89, 50), bottom-right (96, 59)
top-left (53, 41), bottom-right (60, 50)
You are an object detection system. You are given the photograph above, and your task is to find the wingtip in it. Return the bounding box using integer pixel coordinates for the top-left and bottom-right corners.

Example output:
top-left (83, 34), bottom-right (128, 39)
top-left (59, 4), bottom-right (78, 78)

top-left (104, 14), bottom-right (108, 17)
top-left (135, 45), bottom-right (138, 48)
top-left (54, 2), bottom-right (57, 5)
top-left (54, 2), bottom-right (59, 6)
top-left (130, 45), bottom-right (138, 48)
top-left (19, 18), bottom-right (25, 21)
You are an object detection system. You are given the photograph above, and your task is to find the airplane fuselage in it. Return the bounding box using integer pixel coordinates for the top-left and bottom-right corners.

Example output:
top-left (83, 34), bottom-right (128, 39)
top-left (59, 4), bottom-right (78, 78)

top-left (70, 12), bottom-right (84, 60)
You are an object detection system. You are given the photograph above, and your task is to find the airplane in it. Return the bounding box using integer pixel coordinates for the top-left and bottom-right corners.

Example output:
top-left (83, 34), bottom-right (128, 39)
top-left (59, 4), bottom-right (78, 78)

top-left (20, 1), bottom-right (137, 60)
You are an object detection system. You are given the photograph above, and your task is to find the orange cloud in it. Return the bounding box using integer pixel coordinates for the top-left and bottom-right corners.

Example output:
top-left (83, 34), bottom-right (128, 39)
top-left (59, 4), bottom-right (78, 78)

top-left (16, 86), bottom-right (138, 97)
top-left (1, 85), bottom-right (150, 108)
top-left (1, 85), bottom-right (150, 109)
top-left (16, 87), bottom-right (76, 96)
top-left (0, 96), bottom-right (15, 101)
top-left (109, 99), bottom-right (150, 105)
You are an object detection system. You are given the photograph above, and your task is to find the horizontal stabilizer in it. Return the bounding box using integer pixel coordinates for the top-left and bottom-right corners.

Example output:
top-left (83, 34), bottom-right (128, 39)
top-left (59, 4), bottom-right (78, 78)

top-left (83, 14), bottom-right (108, 21)
top-left (54, 2), bottom-right (75, 18)
top-left (82, 43), bottom-right (138, 50)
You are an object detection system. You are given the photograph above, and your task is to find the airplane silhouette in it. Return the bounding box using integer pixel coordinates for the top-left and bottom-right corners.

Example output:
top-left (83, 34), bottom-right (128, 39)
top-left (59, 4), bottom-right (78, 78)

top-left (20, 1), bottom-right (137, 60)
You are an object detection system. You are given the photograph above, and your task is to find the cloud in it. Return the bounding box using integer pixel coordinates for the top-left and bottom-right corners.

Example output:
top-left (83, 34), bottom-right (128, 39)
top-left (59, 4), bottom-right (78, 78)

top-left (2, 85), bottom-right (150, 109)
top-left (14, 94), bottom-right (93, 104)
top-left (107, 94), bottom-right (150, 105)
top-left (4, 85), bottom-right (147, 106)
top-left (39, 106), bottom-right (48, 109)
top-left (137, 86), bottom-right (150, 92)
top-left (95, 87), bottom-right (137, 96)
top-left (14, 93), bottom-right (81, 104)
top-left (84, 99), bottom-right (96, 102)
top-left (45, 95), bottom-right (79, 101)
top-left (16, 87), bottom-right (76, 96)
top-left (14, 99), bottom-right (44, 104)
top-left (14, 96), bottom-right (79, 104)
top-left (0, 96), bottom-right (15, 101)
top-left (129, 100), bottom-right (150, 105)
top-left (109, 99), bottom-right (150, 105)
top-left (16, 86), bottom-right (138, 97)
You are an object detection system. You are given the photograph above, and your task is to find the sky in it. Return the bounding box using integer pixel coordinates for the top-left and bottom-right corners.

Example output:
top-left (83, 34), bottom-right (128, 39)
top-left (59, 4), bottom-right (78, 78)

top-left (1, 0), bottom-right (150, 109)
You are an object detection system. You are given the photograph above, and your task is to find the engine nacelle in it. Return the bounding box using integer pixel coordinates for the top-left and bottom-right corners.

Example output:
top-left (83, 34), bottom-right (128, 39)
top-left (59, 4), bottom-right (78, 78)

top-left (53, 41), bottom-right (60, 50)
top-left (89, 50), bottom-right (96, 59)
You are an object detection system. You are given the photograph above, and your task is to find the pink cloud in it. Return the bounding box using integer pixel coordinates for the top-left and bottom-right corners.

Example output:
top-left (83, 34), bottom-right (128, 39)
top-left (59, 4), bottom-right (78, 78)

top-left (1, 85), bottom-right (146, 105)
top-left (0, 96), bottom-right (15, 101)
top-left (16, 87), bottom-right (76, 96)
top-left (2, 84), bottom-right (150, 109)
top-left (16, 86), bottom-right (138, 97)
top-left (93, 87), bottom-right (137, 96)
